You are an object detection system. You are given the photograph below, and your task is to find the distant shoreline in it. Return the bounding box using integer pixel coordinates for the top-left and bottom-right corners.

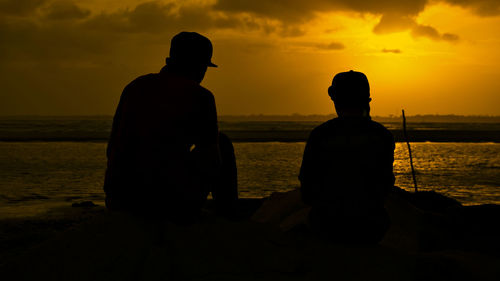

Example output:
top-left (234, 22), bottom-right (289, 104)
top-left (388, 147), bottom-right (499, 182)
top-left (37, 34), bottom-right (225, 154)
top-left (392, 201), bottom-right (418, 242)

top-left (1, 129), bottom-right (500, 143)
top-left (1, 117), bottom-right (499, 142)
top-left (2, 114), bottom-right (500, 123)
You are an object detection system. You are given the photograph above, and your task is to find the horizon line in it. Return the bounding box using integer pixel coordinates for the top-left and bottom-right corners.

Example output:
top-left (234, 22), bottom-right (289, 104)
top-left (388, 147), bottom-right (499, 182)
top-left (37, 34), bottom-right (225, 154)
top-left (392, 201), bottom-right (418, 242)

top-left (1, 114), bottom-right (500, 117)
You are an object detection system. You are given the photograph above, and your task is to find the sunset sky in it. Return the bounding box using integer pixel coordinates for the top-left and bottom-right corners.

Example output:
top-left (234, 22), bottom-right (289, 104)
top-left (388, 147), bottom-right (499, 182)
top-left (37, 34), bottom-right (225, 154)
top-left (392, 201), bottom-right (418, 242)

top-left (1, 0), bottom-right (500, 116)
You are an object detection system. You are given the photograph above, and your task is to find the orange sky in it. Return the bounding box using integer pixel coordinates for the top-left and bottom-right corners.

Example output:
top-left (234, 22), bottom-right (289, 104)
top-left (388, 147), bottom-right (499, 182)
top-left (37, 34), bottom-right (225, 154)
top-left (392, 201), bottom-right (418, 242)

top-left (1, 0), bottom-right (500, 116)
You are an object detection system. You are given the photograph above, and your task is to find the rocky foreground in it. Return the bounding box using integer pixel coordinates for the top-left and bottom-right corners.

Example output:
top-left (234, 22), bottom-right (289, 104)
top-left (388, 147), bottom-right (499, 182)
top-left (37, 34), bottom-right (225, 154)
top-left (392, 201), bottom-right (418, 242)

top-left (1, 189), bottom-right (499, 281)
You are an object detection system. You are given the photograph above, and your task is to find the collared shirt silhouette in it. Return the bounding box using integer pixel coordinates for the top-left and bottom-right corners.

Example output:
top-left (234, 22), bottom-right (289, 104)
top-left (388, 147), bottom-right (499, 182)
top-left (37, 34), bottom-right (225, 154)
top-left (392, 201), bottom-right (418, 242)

top-left (299, 71), bottom-right (395, 243)
top-left (104, 32), bottom-right (237, 221)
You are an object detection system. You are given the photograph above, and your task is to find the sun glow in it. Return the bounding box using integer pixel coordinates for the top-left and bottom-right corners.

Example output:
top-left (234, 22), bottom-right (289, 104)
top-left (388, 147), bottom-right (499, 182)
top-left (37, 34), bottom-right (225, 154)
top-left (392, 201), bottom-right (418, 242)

top-left (1, 0), bottom-right (499, 115)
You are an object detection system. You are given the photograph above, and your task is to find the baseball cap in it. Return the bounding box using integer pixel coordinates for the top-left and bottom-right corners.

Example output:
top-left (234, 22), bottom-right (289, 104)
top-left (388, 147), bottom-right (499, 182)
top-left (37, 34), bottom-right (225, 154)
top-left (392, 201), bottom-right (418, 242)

top-left (328, 70), bottom-right (371, 104)
top-left (169, 32), bottom-right (217, 67)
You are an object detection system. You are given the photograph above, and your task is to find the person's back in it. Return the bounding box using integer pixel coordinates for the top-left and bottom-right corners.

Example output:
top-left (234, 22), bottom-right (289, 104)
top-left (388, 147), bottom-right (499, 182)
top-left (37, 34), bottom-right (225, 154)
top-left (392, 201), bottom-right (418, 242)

top-left (299, 71), bottom-right (394, 243)
top-left (104, 32), bottom-right (236, 221)
top-left (104, 70), bottom-right (217, 215)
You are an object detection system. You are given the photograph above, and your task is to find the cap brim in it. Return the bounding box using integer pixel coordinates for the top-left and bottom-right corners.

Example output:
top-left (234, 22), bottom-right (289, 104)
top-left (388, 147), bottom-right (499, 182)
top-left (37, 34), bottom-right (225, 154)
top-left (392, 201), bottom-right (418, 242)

top-left (208, 62), bottom-right (218, 67)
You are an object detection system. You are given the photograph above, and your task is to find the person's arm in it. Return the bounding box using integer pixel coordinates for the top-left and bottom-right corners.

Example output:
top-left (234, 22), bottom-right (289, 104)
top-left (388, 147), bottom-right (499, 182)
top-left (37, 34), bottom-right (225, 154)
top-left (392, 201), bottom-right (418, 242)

top-left (103, 81), bottom-right (138, 204)
top-left (196, 91), bottom-right (222, 183)
top-left (374, 130), bottom-right (396, 198)
top-left (382, 132), bottom-right (396, 194)
top-left (299, 129), bottom-right (320, 206)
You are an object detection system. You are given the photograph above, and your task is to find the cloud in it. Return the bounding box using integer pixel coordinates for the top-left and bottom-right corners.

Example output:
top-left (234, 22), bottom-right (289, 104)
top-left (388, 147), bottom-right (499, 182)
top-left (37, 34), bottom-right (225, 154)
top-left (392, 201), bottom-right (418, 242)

top-left (0, 0), bottom-right (489, 67)
top-left (213, 0), bottom-right (329, 22)
top-left (1, 0), bottom-right (493, 45)
top-left (443, 0), bottom-right (500, 16)
top-left (0, 0), bottom-right (46, 16)
top-left (43, 1), bottom-right (91, 20)
top-left (215, 0), bottom-right (466, 42)
top-left (215, 0), bottom-right (500, 20)
top-left (411, 24), bottom-right (441, 40)
top-left (82, 1), bottom-right (279, 35)
top-left (82, 2), bottom-right (199, 34)
top-left (373, 13), bottom-right (417, 34)
top-left (316, 41), bottom-right (345, 50)
top-left (0, 0), bottom-right (287, 67)
top-left (373, 13), bottom-right (460, 43)
top-left (382, 48), bottom-right (401, 53)
top-left (214, 0), bottom-right (429, 22)
top-left (333, 0), bottom-right (428, 16)
top-left (411, 24), bottom-right (460, 42)
top-left (441, 32), bottom-right (460, 42)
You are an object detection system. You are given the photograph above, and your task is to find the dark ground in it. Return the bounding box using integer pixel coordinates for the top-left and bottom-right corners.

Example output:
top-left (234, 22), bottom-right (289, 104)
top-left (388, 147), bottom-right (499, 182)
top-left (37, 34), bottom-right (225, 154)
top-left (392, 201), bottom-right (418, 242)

top-left (1, 192), bottom-right (499, 281)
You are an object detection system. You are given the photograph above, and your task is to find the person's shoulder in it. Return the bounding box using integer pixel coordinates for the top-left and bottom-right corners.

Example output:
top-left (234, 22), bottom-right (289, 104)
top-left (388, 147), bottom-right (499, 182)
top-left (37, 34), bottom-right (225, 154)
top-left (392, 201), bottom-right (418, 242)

top-left (122, 73), bottom-right (159, 94)
top-left (310, 118), bottom-right (337, 137)
top-left (368, 119), bottom-right (394, 140)
top-left (193, 84), bottom-right (215, 104)
top-left (316, 118), bottom-right (335, 129)
top-left (368, 119), bottom-right (390, 132)
top-left (117, 74), bottom-right (158, 104)
top-left (197, 84), bottom-right (213, 96)
top-left (128, 73), bottom-right (158, 87)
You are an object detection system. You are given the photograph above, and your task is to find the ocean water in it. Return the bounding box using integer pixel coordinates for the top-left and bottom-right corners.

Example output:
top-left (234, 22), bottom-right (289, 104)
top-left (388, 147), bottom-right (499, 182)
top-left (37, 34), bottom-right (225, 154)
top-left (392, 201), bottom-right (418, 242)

top-left (1, 117), bottom-right (500, 141)
top-left (0, 141), bottom-right (499, 218)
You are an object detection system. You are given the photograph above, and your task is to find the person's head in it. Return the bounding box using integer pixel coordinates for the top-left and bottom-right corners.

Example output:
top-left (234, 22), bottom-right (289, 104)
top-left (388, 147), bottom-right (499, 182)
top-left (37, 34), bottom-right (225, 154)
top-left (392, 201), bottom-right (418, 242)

top-left (165, 32), bottom-right (217, 83)
top-left (328, 70), bottom-right (372, 117)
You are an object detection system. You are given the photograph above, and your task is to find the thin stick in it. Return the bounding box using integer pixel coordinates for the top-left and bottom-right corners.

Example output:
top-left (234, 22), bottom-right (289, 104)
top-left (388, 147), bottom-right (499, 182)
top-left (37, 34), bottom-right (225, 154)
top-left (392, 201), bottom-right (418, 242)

top-left (402, 110), bottom-right (418, 193)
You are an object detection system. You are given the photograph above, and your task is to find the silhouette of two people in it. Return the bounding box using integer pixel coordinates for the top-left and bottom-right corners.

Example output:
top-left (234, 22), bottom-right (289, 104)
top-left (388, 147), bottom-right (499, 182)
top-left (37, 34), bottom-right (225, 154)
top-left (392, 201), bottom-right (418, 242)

top-left (104, 31), bottom-right (395, 243)
top-left (104, 32), bottom-right (237, 223)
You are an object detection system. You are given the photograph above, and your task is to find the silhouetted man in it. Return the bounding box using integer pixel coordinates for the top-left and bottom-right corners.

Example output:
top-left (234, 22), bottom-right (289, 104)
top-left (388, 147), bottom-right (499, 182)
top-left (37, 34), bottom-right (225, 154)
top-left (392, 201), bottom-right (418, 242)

top-left (104, 32), bottom-right (237, 222)
top-left (299, 71), bottom-right (395, 243)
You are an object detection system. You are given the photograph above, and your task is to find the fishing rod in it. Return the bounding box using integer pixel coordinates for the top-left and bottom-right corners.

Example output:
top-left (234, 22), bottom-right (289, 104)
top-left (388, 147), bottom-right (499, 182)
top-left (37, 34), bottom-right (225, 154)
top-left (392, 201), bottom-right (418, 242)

top-left (402, 110), bottom-right (418, 193)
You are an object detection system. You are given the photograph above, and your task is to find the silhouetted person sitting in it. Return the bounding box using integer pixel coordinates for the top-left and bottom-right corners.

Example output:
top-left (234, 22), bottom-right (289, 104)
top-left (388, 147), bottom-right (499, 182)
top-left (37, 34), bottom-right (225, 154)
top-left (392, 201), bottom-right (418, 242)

top-left (299, 70), bottom-right (395, 243)
top-left (104, 32), bottom-right (237, 223)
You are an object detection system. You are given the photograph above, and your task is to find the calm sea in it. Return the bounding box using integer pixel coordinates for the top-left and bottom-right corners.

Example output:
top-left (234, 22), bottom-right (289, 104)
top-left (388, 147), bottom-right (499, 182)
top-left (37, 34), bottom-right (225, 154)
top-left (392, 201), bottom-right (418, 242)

top-left (0, 118), bottom-right (499, 218)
